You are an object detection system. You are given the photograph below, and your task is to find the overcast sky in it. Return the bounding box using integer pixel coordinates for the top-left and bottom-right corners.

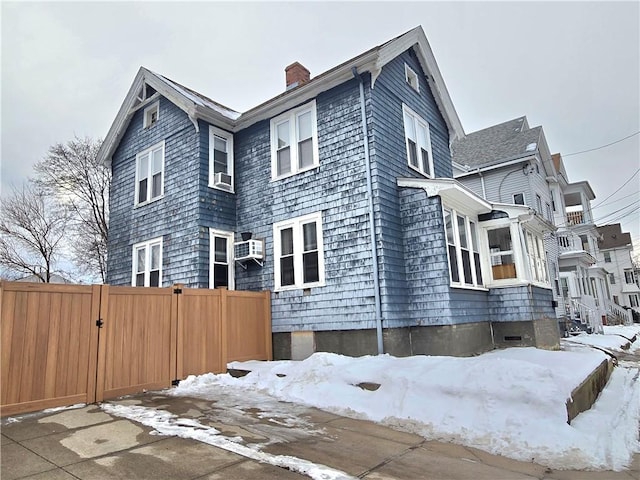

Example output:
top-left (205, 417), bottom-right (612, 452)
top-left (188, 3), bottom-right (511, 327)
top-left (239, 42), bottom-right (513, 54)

top-left (1, 1), bottom-right (639, 250)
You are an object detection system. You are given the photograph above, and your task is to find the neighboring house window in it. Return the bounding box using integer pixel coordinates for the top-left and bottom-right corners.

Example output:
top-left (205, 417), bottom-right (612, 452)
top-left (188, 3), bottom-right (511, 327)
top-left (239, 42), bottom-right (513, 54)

top-left (273, 212), bottom-right (325, 290)
top-left (630, 295), bottom-right (639, 308)
top-left (625, 270), bottom-right (635, 284)
top-left (135, 141), bottom-right (164, 205)
top-left (603, 251), bottom-right (611, 263)
top-left (132, 238), bottom-right (162, 287)
top-left (405, 64), bottom-right (419, 92)
top-left (551, 190), bottom-right (557, 211)
top-left (209, 126), bottom-right (234, 192)
top-left (535, 194), bottom-right (542, 214)
top-left (210, 229), bottom-right (234, 289)
top-left (610, 273), bottom-right (616, 285)
top-left (444, 208), bottom-right (483, 287)
top-left (524, 230), bottom-right (548, 283)
top-left (513, 193), bottom-right (525, 205)
top-left (270, 100), bottom-right (318, 180)
top-left (613, 295), bottom-right (620, 304)
top-left (488, 226), bottom-right (517, 280)
top-left (143, 101), bottom-right (159, 128)
top-left (546, 203), bottom-right (552, 221)
top-left (402, 104), bottom-right (433, 177)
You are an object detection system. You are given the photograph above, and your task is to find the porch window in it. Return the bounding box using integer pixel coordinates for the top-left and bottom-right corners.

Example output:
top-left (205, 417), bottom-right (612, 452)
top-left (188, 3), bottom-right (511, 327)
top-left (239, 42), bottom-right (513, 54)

top-left (444, 208), bottom-right (483, 288)
top-left (488, 227), bottom-right (517, 280)
top-left (274, 212), bottom-right (325, 290)
top-left (525, 230), bottom-right (548, 283)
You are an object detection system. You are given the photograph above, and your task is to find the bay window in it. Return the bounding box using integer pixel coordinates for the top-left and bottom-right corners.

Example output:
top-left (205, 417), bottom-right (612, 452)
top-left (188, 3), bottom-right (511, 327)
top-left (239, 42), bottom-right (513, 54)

top-left (444, 207), bottom-right (483, 288)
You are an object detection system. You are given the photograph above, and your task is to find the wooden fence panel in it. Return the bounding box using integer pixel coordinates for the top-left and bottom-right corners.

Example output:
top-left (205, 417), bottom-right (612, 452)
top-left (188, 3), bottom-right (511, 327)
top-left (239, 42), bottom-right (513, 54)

top-left (177, 288), bottom-right (223, 378)
top-left (225, 290), bottom-right (272, 363)
top-left (96, 286), bottom-right (174, 401)
top-left (0, 282), bottom-right (100, 416)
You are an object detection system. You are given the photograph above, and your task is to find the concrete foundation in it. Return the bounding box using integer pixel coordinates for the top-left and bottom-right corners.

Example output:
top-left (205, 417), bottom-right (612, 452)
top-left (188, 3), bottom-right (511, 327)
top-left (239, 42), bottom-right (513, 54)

top-left (491, 317), bottom-right (560, 350)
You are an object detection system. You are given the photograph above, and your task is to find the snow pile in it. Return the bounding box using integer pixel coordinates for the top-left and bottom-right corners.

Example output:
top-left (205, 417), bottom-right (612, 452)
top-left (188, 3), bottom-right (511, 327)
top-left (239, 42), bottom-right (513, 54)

top-left (603, 325), bottom-right (640, 340)
top-left (564, 333), bottom-right (632, 351)
top-left (175, 348), bottom-right (640, 471)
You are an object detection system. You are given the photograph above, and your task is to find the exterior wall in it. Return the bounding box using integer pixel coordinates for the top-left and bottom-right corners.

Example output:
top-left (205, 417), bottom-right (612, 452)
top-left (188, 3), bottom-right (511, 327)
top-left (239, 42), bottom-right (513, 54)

top-left (234, 78), bottom-right (378, 333)
top-left (369, 50), bottom-right (453, 328)
top-left (107, 97), bottom-right (202, 287)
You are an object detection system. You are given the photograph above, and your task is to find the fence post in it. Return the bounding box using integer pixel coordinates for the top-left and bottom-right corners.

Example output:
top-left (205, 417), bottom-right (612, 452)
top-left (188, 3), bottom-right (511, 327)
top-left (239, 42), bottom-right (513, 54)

top-left (264, 290), bottom-right (272, 361)
top-left (94, 284), bottom-right (110, 403)
top-left (172, 283), bottom-right (183, 382)
top-left (220, 287), bottom-right (228, 371)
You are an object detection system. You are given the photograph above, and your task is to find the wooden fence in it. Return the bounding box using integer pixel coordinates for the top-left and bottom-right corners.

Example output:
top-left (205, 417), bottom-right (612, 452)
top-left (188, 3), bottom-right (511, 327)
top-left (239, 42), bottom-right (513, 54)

top-left (0, 282), bottom-right (271, 416)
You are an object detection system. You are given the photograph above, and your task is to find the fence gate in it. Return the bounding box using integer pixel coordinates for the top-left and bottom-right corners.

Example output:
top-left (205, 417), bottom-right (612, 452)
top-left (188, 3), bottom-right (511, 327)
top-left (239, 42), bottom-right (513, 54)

top-left (1, 282), bottom-right (271, 416)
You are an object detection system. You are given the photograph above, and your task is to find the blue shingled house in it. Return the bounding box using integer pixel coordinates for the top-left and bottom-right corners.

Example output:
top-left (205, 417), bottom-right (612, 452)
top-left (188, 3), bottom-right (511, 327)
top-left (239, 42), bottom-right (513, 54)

top-left (99, 27), bottom-right (560, 359)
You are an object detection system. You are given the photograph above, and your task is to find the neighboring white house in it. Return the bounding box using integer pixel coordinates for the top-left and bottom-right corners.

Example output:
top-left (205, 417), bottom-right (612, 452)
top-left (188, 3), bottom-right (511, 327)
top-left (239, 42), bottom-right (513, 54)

top-left (597, 223), bottom-right (639, 323)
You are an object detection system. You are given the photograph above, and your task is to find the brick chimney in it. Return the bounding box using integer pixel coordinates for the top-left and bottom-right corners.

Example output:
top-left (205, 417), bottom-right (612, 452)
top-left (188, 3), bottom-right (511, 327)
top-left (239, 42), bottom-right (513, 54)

top-left (285, 62), bottom-right (310, 90)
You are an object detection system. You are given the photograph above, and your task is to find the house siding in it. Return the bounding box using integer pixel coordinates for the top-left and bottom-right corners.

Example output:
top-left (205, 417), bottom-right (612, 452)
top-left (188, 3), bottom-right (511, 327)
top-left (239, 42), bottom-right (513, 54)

top-left (369, 50), bottom-right (453, 328)
top-left (234, 78), bottom-right (377, 333)
top-left (107, 97), bottom-right (202, 287)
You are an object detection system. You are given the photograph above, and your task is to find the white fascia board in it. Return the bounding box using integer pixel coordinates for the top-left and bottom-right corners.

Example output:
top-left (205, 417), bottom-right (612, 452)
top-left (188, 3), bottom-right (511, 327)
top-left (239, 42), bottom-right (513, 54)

top-left (376, 27), bottom-right (465, 141)
top-left (398, 177), bottom-right (492, 215)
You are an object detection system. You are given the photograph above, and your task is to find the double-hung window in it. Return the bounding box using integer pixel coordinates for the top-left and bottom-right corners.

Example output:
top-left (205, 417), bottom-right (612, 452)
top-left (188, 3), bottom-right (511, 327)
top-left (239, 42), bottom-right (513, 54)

top-left (209, 126), bottom-right (234, 191)
top-left (270, 100), bottom-right (318, 180)
top-left (604, 251), bottom-right (611, 263)
top-left (135, 141), bottom-right (164, 205)
top-left (132, 238), bottom-right (162, 287)
top-left (444, 208), bottom-right (483, 288)
top-left (274, 212), bottom-right (325, 290)
top-left (524, 230), bottom-right (548, 283)
top-left (625, 270), bottom-right (635, 284)
top-left (402, 104), bottom-right (433, 177)
top-left (487, 226), bottom-right (517, 280)
top-left (209, 229), bottom-right (234, 289)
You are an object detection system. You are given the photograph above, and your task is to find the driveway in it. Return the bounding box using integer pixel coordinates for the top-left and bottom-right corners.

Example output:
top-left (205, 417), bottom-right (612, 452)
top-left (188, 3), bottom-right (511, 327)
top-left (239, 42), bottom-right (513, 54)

top-left (2, 388), bottom-right (639, 480)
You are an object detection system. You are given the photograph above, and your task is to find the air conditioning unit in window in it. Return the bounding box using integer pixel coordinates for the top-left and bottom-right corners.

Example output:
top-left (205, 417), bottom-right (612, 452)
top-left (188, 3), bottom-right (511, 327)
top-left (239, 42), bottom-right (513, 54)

top-left (234, 239), bottom-right (264, 267)
top-left (214, 172), bottom-right (233, 191)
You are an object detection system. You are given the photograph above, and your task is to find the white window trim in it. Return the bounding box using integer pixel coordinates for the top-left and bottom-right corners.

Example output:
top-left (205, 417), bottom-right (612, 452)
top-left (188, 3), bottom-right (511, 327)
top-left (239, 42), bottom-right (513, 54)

top-left (143, 101), bottom-right (159, 128)
top-left (443, 206), bottom-right (486, 290)
top-left (131, 237), bottom-right (163, 287)
top-left (134, 140), bottom-right (165, 206)
top-left (404, 63), bottom-right (420, 92)
top-left (270, 100), bottom-right (319, 181)
top-left (209, 229), bottom-right (235, 290)
top-left (208, 126), bottom-right (235, 192)
top-left (402, 104), bottom-right (434, 178)
top-left (273, 211), bottom-right (325, 291)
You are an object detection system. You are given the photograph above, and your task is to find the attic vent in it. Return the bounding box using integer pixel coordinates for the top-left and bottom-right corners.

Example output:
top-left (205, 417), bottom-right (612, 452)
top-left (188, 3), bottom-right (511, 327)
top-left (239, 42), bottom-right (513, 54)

top-left (525, 143), bottom-right (537, 152)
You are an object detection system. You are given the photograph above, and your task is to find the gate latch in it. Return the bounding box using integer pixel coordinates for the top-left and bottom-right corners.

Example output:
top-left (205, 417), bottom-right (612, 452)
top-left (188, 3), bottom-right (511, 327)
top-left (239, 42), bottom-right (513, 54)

top-left (96, 319), bottom-right (104, 328)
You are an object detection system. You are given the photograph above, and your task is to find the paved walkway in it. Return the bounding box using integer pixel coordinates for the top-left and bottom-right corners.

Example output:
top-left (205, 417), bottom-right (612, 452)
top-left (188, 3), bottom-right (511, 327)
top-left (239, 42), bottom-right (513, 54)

top-left (2, 391), bottom-right (638, 480)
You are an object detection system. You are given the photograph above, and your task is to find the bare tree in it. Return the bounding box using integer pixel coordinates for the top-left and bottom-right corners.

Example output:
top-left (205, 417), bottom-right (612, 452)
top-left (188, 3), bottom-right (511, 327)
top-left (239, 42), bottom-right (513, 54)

top-left (34, 136), bottom-right (109, 282)
top-left (0, 184), bottom-right (71, 282)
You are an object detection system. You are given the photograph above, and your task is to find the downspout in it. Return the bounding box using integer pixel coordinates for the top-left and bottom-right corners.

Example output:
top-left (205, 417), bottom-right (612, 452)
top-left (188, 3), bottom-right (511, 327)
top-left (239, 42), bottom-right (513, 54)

top-left (352, 67), bottom-right (384, 355)
top-left (478, 169), bottom-right (487, 199)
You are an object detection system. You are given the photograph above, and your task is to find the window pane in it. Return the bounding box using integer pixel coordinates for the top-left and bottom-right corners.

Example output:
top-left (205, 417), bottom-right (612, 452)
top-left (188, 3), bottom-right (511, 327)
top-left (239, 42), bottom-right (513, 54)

top-left (408, 140), bottom-right (418, 168)
top-left (136, 273), bottom-right (145, 287)
top-left (280, 256), bottom-right (294, 286)
top-left (152, 173), bottom-right (162, 198)
top-left (214, 149), bottom-right (227, 174)
top-left (303, 222), bottom-right (317, 251)
top-left (139, 155), bottom-right (149, 179)
top-left (488, 227), bottom-right (512, 251)
top-left (444, 210), bottom-right (455, 244)
top-left (280, 228), bottom-right (293, 255)
top-left (138, 178), bottom-right (148, 203)
top-left (136, 247), bottom-right (146, 273)
top-left (151, 244), bottom-right (160, 269)
top-left (297, 111), bottom-right (312, 141)
top-left (214, 237), bottom-right (227, 263)
top-left (149, 270), bottom-right (160, 287)
top-left (298, 138), bottom-right (313, 169)
top-left (470, 222), bottom-right (478, 252)
top-left (277, 147), bottom-right (291, 176)
top-left (277, 121), bottom-right (290, 148)
top-left (421, 148), bottom-right (430, 176)
top-left (474, 252), bottom-right (483, 285)
top-left (457, 215), bottom-right (468, 249)
top-left (403, 111), bottom-right (416, 140)
top-left (213, 135), bottom-right (227, 153)
top-left (214, 265), bottom-right (228, 287)
top-left (448, 245), bottom-right (459, 283)
top-left (303, 252), bottom-right (319, 283)
top-left (462, 249), bottom-right (472, 284)
top-left (152, 148), bottom-right (163, 174)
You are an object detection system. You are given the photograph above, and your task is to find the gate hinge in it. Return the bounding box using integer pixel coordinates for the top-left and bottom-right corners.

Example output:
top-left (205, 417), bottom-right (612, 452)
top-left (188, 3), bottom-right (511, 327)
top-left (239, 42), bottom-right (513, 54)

top-left (96, 319), bottom-right (104, 328)
top-left (174, 288), bottom-right (182, 294)
top-left (171, 379), bottom-right (180, 386)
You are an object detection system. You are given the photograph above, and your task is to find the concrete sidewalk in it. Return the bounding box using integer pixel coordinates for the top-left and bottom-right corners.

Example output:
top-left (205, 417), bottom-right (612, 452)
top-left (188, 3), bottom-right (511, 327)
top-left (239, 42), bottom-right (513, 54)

top-left (2, 392), bottom-right (638, 480)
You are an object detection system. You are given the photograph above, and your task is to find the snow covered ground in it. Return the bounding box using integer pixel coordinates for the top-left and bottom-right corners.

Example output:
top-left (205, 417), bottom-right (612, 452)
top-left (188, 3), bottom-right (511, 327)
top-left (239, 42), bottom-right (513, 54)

top-left (167, 346), bottom-right (640, 472)
top-left (564, 324), bottom-right (640, 351)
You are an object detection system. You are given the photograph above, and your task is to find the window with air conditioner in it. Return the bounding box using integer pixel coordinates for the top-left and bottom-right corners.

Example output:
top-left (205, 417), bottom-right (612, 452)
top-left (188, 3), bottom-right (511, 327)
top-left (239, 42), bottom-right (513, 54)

top-left (209, 126), bottom-right (234, 192)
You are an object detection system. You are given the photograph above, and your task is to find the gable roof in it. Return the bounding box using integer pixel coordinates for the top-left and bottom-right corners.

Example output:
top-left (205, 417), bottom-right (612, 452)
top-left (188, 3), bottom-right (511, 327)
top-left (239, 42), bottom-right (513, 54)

top-left (98, 26), bottom-right (464, 164)
top-left (451, 116), bottom-right (543, 172)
